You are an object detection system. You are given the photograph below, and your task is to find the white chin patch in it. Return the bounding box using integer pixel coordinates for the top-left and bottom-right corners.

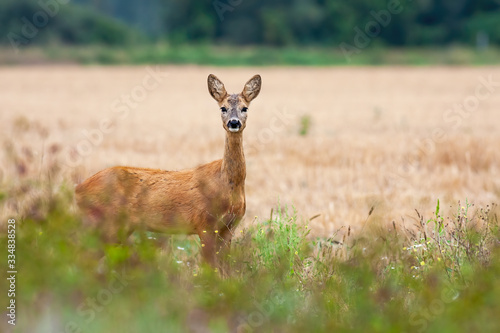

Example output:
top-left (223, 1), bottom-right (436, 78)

top-left (229, 128), bottom-right (240, 133)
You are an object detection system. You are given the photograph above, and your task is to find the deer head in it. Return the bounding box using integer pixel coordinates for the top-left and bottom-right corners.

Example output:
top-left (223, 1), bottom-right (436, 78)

top-left (208, 74), bottom-right (261, 133)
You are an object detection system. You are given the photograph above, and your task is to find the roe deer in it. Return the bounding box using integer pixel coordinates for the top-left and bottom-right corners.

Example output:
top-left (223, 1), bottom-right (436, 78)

top-left (75, 74), bottom-right (261, 269)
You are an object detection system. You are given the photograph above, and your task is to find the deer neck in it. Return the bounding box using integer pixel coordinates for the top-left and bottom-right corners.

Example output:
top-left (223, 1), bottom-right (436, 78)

top-left (221, 131), bottom-right (246, 187)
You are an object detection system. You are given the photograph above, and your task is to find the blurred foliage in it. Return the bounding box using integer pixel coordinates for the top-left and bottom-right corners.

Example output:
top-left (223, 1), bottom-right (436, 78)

top-left (0, 0), bottom-right (143, 47)
top-left (1, 182), bottom-right (500, 331)
top-left (1, 0), bottom-right (500, 48)
top-left (299, 115), bottom-right (312, 136)
top-left (6, 44), bottom-right (500, 66)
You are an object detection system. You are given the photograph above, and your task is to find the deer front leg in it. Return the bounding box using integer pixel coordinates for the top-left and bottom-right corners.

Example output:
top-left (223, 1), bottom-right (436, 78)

top-left (216, 228), bottom-right (233, 255)
top-left (198, 231), bottom-right (217, 268)
top-left (215, 226), bottom-right (234, 276)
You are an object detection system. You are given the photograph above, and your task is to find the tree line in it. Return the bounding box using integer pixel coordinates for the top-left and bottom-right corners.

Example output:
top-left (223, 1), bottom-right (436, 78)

top-left (2, 0), bottom-right (500, 49)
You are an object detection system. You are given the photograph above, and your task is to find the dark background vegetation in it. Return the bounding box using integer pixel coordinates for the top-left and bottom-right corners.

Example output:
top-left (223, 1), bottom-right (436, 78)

top-left (2, 0), bottom-right (500, 48)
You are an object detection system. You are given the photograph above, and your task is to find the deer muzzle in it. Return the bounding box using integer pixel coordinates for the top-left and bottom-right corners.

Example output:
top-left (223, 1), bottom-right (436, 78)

top-left (227, 119), bottom-right (242, 132)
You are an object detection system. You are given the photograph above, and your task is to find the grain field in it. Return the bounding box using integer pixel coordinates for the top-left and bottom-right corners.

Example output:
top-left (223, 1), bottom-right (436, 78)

top-left (1, 66), bottom-right (499, 238)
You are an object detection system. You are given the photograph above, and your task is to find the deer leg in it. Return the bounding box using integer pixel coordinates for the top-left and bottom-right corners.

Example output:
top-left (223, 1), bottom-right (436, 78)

top-left (198, 231), bottom-right (217, 268)
top-left (216, 228), bottom-right (233, 254)
top-left (216, 227), bottom-right (234, 276)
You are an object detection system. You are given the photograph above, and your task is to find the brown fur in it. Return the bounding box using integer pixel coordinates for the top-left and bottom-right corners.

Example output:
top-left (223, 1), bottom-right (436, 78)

top-left (75, 74), bottom-right (261, 268)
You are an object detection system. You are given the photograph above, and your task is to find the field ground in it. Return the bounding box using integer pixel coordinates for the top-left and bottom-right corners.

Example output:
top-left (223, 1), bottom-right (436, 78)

top-left (1, 66), bottom-right (499, 237)
top-left (1, 66), bottom-right (500, 332)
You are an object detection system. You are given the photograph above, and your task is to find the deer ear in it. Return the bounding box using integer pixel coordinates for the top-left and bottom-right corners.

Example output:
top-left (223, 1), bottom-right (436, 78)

top-left (208, 74), bottom-right (227, 103)
top-left (242, 74), bottom-right (261, 103)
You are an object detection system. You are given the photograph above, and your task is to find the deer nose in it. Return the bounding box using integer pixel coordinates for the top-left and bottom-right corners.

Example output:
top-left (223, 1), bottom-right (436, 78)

top-left (227, 119), bottom-right (241, 130)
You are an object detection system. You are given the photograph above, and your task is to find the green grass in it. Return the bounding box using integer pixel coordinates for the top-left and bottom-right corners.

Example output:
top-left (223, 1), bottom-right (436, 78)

top-left (1, 178), bottom-right (499, 332)
top-left (2, 44), bottom-right (500, 66)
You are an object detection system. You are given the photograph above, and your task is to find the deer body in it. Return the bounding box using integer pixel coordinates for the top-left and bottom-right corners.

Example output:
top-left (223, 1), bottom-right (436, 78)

top-left (75, 74), bottom-right (261, 267)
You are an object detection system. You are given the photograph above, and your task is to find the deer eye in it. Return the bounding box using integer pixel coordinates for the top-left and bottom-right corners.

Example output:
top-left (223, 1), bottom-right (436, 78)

top-left (221, 107), bottom-right (227, 112)
top-left (241, 107), bottom-right (248, 112)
